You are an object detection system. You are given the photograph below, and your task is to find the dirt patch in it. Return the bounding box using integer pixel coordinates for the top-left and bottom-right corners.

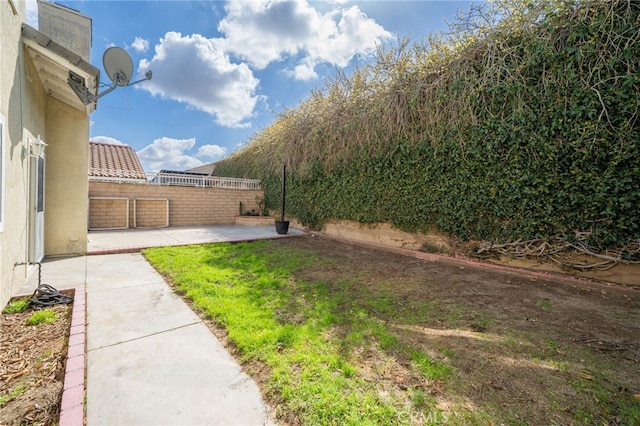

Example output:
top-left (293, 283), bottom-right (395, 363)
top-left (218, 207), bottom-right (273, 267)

top-left (0, 302), bottom-right (71, 426)
top-left (247, 235), bottom-right (639, 423)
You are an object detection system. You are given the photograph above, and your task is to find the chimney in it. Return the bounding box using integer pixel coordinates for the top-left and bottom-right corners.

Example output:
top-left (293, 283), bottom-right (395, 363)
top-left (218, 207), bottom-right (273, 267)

top-left (36, 0), bottom-right (92, 62)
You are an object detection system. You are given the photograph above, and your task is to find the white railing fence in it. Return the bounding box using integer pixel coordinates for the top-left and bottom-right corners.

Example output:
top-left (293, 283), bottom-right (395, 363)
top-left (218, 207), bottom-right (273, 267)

top-left (89, 169), bottom-right (261, 190)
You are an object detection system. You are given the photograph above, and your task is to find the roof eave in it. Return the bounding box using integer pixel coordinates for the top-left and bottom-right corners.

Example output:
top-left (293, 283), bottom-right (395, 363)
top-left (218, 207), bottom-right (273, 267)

top-left (22, 24), bottom-right (100, 115)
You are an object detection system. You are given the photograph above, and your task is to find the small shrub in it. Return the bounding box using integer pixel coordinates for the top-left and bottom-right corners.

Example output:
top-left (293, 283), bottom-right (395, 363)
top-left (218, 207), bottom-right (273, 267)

top-left (26, 309), bottom-right (58, 326)
top-left (2, 298), bottom-right (30, 314)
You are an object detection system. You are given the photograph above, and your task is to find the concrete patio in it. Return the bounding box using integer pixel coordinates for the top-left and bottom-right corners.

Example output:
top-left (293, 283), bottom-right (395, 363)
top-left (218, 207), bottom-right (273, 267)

top-left (87, 224), bottom-right (306, 254)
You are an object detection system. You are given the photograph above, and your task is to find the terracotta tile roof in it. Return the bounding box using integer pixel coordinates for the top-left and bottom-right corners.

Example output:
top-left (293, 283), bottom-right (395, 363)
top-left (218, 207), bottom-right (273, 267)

top-left (89, 141), bottom-right (146, 179)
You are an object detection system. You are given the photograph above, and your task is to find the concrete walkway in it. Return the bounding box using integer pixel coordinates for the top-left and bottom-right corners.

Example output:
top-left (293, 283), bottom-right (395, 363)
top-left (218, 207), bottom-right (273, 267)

top-left (17, 225), bottom-right (305, 425)
top-left (85, 253), bottom-right (274, 425)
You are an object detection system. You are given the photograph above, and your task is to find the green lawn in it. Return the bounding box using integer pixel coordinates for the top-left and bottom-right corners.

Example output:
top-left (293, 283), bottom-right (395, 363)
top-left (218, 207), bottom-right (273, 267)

top-left (143, 239), bottom-right (640, 425)
top-left (144, 240), bottom-right (450, 425)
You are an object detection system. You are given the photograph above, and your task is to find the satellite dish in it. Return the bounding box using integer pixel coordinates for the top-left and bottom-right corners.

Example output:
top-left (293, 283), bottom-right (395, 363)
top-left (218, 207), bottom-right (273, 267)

top-left (69, 46), bottom-right (152, 104)
top-left (103, 47), bottom-right (133, 87)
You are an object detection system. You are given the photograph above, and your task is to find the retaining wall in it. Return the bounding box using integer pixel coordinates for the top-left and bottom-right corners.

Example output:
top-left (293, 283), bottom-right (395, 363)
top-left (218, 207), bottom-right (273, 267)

top-left (316, 219), bottom-right (639, 287)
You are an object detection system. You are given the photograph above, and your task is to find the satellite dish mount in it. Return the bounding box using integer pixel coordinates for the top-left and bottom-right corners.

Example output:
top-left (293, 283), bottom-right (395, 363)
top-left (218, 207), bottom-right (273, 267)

top-left (68, 46), bottom-right (152, 105)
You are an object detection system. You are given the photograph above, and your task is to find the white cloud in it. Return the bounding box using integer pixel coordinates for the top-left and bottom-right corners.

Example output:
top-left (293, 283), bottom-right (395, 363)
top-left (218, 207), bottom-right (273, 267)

top-left (218, 0), bottom-right (317, 69)
top-left (137, 137), bottom-right (204, 172)
top-left (25, 0), bottom-right (38, 28)
top-left (91, 136), bottom-right (125, 145)
top-left (197, 144), bottom-right (227, 159)
top-left (133, 1), bottom-right (391, 127)
top-left (218, 0), bottom-right (392, 79)
top-left (137, 32), bottom-right (260, 128)
top-left (309, 6), bottom-right (391, 67)
top-left (131, 36), bottom-right (149, 53)
top-left (287, 61), bottom-right (318, 81)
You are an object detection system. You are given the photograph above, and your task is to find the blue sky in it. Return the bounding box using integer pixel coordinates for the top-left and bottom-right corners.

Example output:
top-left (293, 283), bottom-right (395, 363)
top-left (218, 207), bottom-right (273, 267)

top-left (28, 1), bottom-right (476, 172)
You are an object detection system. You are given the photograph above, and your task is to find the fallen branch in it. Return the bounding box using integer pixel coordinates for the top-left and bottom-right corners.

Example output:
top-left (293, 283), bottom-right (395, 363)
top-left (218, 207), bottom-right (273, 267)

top-left (476, 233), bottom-right (640, 270)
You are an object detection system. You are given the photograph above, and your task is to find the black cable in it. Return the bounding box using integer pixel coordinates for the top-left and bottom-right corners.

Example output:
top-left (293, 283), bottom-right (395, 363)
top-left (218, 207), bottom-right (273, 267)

top-left (30, 283), bottom-right (73, 308)
top-left (29, 263), bottom-right (73, 308)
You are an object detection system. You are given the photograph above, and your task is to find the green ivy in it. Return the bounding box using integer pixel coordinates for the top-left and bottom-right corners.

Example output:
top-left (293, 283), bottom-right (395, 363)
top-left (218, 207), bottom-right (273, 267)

top-left (215, 1), bottom-right (640, 254)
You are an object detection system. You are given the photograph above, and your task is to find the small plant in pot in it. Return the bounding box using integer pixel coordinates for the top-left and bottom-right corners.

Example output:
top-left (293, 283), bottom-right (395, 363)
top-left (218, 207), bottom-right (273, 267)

top-left (275, 164), bottom-right (289, 234)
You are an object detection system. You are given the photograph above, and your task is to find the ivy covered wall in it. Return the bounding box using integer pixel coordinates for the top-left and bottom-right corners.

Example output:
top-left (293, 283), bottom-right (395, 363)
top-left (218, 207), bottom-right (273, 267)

top-left (216, 1), bottom-right (639, 258)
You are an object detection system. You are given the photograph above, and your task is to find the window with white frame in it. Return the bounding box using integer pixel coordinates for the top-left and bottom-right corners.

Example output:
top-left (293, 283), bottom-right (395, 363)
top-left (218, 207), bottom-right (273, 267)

top-left (0, 114), bottom-right (5, 232)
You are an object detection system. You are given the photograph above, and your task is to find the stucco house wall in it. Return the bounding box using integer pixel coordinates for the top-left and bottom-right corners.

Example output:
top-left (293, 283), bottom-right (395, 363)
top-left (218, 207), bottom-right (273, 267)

top-left (1, 1), bottom-right (95, 308)
top-left (1, 1), bottom-right (42, 308)
top-left (45, 97), bottom-right (89, 255)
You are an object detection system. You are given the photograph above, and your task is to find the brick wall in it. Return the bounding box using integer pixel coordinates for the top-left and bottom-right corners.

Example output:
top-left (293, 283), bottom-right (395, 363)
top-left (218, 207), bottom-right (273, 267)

top-left (89, 181), bottom-right (264, 229)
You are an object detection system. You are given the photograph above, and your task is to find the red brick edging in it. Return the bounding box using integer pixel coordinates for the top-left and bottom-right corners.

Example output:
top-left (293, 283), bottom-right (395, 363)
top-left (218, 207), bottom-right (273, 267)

top-left (59, 286), bottom-right (86, 425)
